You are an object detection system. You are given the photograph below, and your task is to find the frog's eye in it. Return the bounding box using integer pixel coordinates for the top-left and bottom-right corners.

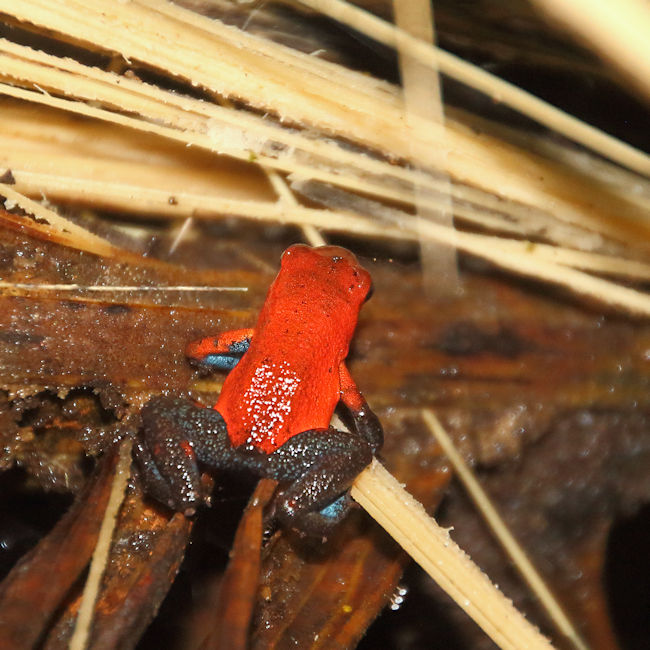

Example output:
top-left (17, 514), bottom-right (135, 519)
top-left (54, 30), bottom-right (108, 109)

top-left (281, 243), bottom-right (310, 262)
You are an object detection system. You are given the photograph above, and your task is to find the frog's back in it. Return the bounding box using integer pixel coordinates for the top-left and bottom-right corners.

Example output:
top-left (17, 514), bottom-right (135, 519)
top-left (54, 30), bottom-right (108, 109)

top-left (216, 245), bottom-right (371, 453)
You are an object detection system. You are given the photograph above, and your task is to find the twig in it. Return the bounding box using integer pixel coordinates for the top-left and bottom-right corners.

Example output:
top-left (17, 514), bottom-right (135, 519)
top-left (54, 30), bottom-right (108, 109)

top-left (169, 217), bottom-right (194, 255)
top-left (3, 176), bottom-right (649, 316)
top-left (264, 165), bottom-right (327, 247)
top-left (530, 0), bottom-right (650, 101)
top-left (69, 439), bottom-right (133, 650)
top-left (0, 183), bottom-right (122, 257)
top-left (0, 282), bottom-right (247, 293)
top-left (392, 0), bottom-right (458, 292)
top-left (2, 8), bottom-right (648, 245)
top-left (297, 0), bottom-right (650, 177)
top-left (422, 410), bottom-right (590, 650)
top-left (414, 218), bottom-right (650, 316)
top-left (351, 460), bottom-right (555, 650)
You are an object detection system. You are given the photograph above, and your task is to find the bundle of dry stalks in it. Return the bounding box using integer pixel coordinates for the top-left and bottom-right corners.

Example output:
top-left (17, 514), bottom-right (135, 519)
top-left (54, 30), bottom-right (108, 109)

top-left (0, 0), bottom-right (649, 312)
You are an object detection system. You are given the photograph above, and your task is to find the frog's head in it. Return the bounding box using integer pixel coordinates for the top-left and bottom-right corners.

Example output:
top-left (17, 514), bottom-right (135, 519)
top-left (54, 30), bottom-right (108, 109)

top-left (281, 244), bottom-right (373, 305)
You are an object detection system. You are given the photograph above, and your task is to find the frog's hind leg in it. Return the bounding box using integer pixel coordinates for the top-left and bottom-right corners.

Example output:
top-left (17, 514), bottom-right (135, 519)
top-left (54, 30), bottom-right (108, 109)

top-left (135, 436), bottom-right (178, 509)
top-left (137, 396), bottom-right (237, 515)
top-left (262, 428), bottom-right (373, 536)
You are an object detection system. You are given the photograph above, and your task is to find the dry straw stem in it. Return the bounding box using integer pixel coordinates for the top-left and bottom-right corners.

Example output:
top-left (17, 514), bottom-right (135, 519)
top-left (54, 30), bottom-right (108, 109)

top-left (256, 148), bottom-right (328, 247)
top-left (392, 0), bottom-right (457, 288)
top-left (0, 282), bottom-right (247, 294)
top-left (298, 0), bottom-right (650, 177)
top-left (4, 170), bottom-right (650, 315)
top-left (352, 460), bottom-right (555, 650)
top-left (0, 182), bottom-right (122, 257)
top-left (1, 1), bottom-right (649, 313)
top-left (422, 410), bottom-right (589, 650)
top-left (0, 86), bottom-right (643, 240)
top-left (0, 90), bottom-right (598, 249)
top-left (0, 52), bottom-right (601, 253)
top-left (69, 440), bottom-right (133, 650)
top-left (2, 93), bottom-right (642, 256)
top-left (3, 119), bottom-right (650, 314)
top-left (1, 1), bottom-right (649, 251)
top-left (494, 240), bottom-right (650, 282)
top-left (530, 0), bottom-right (650, 101)
top-left (0, 68), bottom-right (553, 244)
top-left (413, 219), bottom-right (650, 316)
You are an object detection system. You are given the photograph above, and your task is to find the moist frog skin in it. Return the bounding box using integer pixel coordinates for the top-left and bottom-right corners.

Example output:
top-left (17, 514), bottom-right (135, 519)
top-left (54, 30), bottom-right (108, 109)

top-left (137, 244), bottom-right (383, 535)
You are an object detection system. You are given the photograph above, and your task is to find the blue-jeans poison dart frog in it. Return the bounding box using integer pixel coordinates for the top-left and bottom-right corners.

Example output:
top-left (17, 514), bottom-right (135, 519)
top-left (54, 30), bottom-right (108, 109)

top-left (136, 244), bottom-right (383, 535)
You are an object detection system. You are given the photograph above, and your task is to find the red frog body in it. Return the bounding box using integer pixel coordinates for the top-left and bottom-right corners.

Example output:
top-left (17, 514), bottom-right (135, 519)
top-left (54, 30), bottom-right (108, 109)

top-left (138, 245), bottom-right (383, 535)
top-left (213, 245), bottom-right (370, 452)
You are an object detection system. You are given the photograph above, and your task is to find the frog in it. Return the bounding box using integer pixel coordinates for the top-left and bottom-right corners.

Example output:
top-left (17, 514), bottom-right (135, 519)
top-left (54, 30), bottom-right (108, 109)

top-left (136, 244), bottom-right (383, 535)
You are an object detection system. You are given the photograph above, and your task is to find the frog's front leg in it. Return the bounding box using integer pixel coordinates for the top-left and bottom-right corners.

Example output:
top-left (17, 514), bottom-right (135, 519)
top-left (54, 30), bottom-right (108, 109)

top-left (185, 328), bottom-right (254, 371)
top-left (339, 362), bottom-right (383, 454)
top-left (137, 396), bottom-right (240, 515)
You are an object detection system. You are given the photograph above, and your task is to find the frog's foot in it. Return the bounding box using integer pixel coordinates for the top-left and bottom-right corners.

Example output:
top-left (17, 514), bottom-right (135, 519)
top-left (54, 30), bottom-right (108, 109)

top-left (137, 395), bottom-right (230, 515)
top-left (263, 428), bottom-right (373, 537)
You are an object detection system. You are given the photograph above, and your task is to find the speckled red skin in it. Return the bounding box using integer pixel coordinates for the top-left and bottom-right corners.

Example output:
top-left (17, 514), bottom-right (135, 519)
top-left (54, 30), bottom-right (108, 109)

top-left (213, 245), bottom-right (371, 453)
